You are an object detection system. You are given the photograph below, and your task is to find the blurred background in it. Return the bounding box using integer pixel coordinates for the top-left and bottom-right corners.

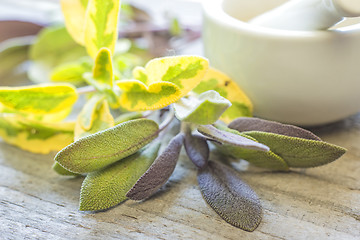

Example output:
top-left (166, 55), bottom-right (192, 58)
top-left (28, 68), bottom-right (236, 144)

top-left (0, 0), bottom-right (205, 54)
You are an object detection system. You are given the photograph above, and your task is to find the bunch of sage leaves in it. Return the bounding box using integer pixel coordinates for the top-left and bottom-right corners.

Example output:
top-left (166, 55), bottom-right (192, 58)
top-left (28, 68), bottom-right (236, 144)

top-left (0, 0), bottom-right (346, 232)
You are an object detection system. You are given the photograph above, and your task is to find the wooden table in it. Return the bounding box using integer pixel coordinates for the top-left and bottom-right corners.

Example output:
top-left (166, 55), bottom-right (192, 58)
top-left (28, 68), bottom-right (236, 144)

top-left (0, 114), bottom-right (359, 239)
top-left (0, 1), bottom-right (359, 239)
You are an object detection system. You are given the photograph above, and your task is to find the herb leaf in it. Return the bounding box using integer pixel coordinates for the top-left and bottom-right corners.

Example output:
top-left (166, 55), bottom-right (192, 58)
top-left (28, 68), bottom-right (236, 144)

top-left (60, 0), bottom-right (89, 45)
top-left (197, 125), bottom-right (269, 152)
top-left (116, 56), bottom-right (209, 111)
top-left (229, 117), bottom-right (321, 140)
top-left (52, 162), bottom-right (79, 176)
top-left (84, 0), bottom-right (121, 58)
top-left (244, 131), bottom-right (346, 168)
top-left (50, 57), bottom-right (92, 85)
top-left (197, 161), bottom-right (262, 231)
top-left (126, 133), bottom-right (184, 200)
top-left (79, 142), bottom-right (161, 211)
top-left (192, 68), bottom-right (253, 123)
top-left (74, 97), bottom-right (114, 140)
top-left (0, 114), bottom-right (74, 154)
top-left (0, 84), bottom-right (78, 115)
top-left (184, 130), bottom-right (209, 169)
top-left (174, 90), bottom-right (231, 125)
top-left (54, 118), bottom-right (159, 173)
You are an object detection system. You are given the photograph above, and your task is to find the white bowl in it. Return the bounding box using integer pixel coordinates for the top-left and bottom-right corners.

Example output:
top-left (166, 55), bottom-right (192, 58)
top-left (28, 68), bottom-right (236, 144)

top-left (203, 0), bottom-right (360, 126)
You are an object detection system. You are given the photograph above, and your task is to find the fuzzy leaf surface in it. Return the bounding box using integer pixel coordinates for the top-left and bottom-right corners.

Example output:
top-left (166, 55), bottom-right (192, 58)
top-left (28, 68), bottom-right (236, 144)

top-left (229, 117), bottom-right (321, 140)
top-left (0, 114), bottom-right (74, 154)
top-left (184, 131), bottom-right (209, 169)
top-left (126, 133), bottom-right (184, 200)
top-left (193, 68), bottom-right (253, 123)
top-left (174, 90), bottom-right (231, 125)
top-left (197, 125), bottom-right (269, 152)
top-left (55, 119), bottom-right (159, 173)
top-left (79, 142), bottom-right (160, 211)
top-left (244, 131), bottom-right (346, 168)
top-left (52, 162), bottom-right (79, 176)
top-left (197, 161), bottom-right (262, 231)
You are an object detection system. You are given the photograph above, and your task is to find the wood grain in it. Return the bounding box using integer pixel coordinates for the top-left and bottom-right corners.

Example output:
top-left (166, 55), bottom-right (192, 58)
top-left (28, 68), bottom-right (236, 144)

top-left (1, 114), bottom-right (360, 239)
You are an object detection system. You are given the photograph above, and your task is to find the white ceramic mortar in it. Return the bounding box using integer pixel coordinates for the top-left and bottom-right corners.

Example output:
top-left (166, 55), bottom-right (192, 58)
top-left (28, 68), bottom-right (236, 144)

top-left (203, 0), bottom-right (360, 126)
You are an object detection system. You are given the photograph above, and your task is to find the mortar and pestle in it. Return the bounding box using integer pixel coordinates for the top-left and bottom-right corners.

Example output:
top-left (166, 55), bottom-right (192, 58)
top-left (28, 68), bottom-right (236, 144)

top-left (203, 0), bottom-right (360, 126)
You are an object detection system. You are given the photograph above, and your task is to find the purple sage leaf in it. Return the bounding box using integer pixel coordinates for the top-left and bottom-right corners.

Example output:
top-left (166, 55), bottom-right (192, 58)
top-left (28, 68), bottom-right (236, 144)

top-left (126, 133), bottom-right (185, 200)
top-left (197, 125), bottom-right (269, 152)
top-left (197, 161), bottom-right (262, 231)
top-left (229, 117), bottom-right (321, 141)
top-left (184, 131), bottom-right (209, 169)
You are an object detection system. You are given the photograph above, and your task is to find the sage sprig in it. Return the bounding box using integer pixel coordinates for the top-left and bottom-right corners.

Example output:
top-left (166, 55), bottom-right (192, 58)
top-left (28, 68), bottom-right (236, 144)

top-left (0, 0), bottom-right (347, 233)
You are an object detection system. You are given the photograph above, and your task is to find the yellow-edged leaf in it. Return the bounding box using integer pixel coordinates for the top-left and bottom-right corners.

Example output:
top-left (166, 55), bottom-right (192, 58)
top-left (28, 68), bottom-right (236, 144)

top-left (0, 103), bottom-right (72, 123)
top-left (75, 97), bottom-right (114, 140)
top-left (116, 56), bottom-right (209, 111)
top-left (0, 113), bottom-right (74, 154)
top-left (60, 0), bottom-right (89, 45)
top-left (85, 0), bottom-right (121, 58)
top-left (145, 56), bottom-right (208, 98)
top-left (0, 84), bottom-right (78, 115)
top-left (116, 79), bottom-right (181, 111)
top-left (83, 48), bottom-right (121, 108)
top-left (86, 48), bottom-right (114, 90)
top-left (193, 68), bottom-right (253, 123)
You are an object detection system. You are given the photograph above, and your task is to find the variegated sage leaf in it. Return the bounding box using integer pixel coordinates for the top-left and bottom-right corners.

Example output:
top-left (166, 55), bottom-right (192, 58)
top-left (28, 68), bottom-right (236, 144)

top-left (84, 0), bottom-right (121, 58)
top-left (243, 131), bottom-right (346, 168)
top-left (197, 125), bottom-right (269, 152)
top-left (80, 142), bottom-right (161, 211)
top-left (54, 119), bottom-right (159, 174)
top-left (0, 113), bottom-right (74, 154)
top-left (192, 68), bottom-right (253, 123)
top-left (126, 133), bottom-right (184, 200)
top-left (229, 117), bottom-right (321, 140)
top-left (174, 90), bottom-right (231, 125)
top-left (184, 130), bottom-right (209, 169)
top-left (198, 161), bottom-right (262, 231)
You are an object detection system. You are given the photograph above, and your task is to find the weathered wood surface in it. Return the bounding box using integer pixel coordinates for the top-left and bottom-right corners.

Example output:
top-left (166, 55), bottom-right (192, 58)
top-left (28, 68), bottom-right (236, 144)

top-left (1, 113), bottom-right (360, 239)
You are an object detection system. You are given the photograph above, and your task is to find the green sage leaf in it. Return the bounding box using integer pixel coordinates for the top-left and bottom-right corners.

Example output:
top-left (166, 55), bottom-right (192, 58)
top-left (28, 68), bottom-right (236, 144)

top-left (244, 131), bottom-right (346, 168)
top-left (126, 133), bottom-right (184, 200)
top-left (229, 117), bottom-right (321, 140)
top-left (54, 118), bottom-right (159, 174)
top-left (197, 161), bottom-right (262, 231)
top-left (174, 90), bottom-right (231, 125)
top-left (184, 130), bottom-right (209, 169)
top-left (52, 162), bottom-right (79, 176)
top-left (197, 125), bottom-right (269, 152)
top-left (80, 142), bottom-right (161, 211)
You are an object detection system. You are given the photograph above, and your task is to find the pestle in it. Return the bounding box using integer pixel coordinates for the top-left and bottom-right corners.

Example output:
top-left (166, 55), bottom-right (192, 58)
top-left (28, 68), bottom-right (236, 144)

top-left (249, 0), bottom-right (360, 30)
